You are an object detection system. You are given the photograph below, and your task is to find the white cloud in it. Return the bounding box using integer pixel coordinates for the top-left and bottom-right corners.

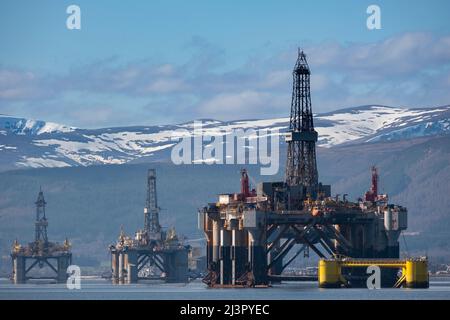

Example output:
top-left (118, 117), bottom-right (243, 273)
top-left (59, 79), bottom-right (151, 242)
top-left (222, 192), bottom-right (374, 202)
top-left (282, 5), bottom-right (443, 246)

top-left (0, 69), bottom-right (51, 100)
top-left (141, 78), bottom-right (188, 94)
top-left (200, 90), bottom-right (269, 113)
top-left (1, 33), bottom-right (450, 127)
top-left (260, 70), bottom-right (291, 89)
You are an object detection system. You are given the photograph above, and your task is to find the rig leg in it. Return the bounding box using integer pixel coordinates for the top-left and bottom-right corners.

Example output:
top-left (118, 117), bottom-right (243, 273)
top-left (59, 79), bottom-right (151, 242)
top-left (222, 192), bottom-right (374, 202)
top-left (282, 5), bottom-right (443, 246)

top-left (12, 256), bottom-right (26, 284)
top-left (111, 251), bottom-right (119, 284)
top-left (164, 250), bottom-right (189, 283)
top-left (248, 229), bottom-right (268, 286)
top-left (118, 252), bottom-right (124, 284)
top-left (231, 227), bottom-right (247, 285)
top-left (268, 239), bottom-right (283, 282)
top-left (381, 244), bottom-right (400, 287)
top-left (126, 251), bottom-right (138, 284)
top-left (220, 229), bottom-right (232, 285)
top-left (212, 220), bottom-right (220, 266)
top-left (57, 255), bottom-right (71, 283)
top-left (206, 220), bottom-right (221, 284)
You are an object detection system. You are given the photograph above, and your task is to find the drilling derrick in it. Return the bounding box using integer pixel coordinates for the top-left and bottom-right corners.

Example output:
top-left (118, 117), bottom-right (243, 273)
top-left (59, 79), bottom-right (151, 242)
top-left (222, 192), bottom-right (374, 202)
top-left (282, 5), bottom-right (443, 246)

top-left (144, 169), bottom-right (162, 237)
top-left (11, 189), bottom-right (72, 284)
top-left (34, 189), bottom-right (48, 244)
top-left (285, 50), bottom-right (318, 198)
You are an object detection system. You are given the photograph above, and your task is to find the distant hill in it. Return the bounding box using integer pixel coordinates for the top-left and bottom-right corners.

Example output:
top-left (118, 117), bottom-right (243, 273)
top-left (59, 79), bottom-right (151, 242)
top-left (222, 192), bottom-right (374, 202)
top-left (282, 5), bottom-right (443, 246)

top-left (1, 105), bottom-right (449, 171)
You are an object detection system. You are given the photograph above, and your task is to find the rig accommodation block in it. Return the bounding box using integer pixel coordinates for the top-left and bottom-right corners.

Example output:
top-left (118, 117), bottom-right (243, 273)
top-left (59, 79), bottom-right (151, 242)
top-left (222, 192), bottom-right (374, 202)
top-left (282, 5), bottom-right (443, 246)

top-left (109, 169), bottom-right (190, 284)
top-left (199, 51), bottom-right (409, 288)
top-left (11, 190), bottom-right (72, 284)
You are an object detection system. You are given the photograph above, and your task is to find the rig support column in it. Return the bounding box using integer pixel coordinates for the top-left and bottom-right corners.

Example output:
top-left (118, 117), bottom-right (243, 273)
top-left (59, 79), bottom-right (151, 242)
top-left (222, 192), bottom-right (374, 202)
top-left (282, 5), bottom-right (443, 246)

top-left (211, 219), bottom-right (220, 279)
top-left (268, 239), bottom-right (283, 280)
top-left (57, 255), bottom-right (71, 283)
top-left (231, 222), bottom-right (247, 285)
top-left (126, 251), bottom-right (138, 284)
top-left (12, 256), bottom-right (26, 284)
top-left (248, 229), bottom-right (268, 285)
top-left (111, 251), bottom-right (119, 284)
top-left (220, 229), bottom-right (232, 285)
top-left (165, 249), bottom-right (189, 283)
top-left (118, 252), bottom-right (124, 284)
top-left (212, 221), bottom-right (220, 263)
top-left (203, 215), bottom-right (213, 271)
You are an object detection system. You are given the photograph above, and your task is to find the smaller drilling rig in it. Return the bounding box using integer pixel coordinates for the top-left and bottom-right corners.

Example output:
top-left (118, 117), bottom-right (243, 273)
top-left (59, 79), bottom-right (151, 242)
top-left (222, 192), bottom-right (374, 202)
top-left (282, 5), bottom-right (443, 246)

top-left (11, 189), bottom-right (72, 284)
top-left (109, 169), bottom-right (190, 284)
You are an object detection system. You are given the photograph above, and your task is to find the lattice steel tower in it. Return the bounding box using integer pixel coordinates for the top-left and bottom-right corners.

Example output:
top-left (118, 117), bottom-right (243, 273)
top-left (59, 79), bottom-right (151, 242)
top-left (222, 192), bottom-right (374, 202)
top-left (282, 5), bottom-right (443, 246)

top-left (34, 189), bottom-right (48, 243)
top-left (285, 50), bottom-right (318, 197)
top-left (144, 169), bottom-right (161, 233)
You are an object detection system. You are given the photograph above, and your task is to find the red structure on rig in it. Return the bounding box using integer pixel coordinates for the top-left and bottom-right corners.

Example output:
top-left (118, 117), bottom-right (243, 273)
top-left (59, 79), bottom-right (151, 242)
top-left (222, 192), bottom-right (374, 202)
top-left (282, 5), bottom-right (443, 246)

top-left (364, 166), bottom-right (378, 202)
top-left (238, 169), bottom-right (256, 201)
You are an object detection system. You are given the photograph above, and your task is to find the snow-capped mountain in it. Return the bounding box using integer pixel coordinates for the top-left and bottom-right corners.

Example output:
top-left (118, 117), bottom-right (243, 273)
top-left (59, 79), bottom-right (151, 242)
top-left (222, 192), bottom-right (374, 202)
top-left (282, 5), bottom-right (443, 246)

top-left (0, 116), bottom-right (75, 136)
top-left (0, 105), bottom-right (449, 171)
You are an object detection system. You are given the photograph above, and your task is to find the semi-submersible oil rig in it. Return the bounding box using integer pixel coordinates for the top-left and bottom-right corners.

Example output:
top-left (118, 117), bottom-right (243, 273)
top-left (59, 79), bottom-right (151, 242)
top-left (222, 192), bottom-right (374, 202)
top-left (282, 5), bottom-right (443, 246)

top-left (109, 169), bottom-right (190, 284)
top-left (11, 189), bottom-right (72, 283)
top-left (199, 50), bottom-right (428, 289)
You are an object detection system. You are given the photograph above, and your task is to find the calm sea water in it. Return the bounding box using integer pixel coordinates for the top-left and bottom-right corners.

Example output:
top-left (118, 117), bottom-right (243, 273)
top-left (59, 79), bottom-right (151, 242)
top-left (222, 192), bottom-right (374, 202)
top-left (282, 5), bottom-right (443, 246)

top-left (1, 278), bottom-right (450, 300)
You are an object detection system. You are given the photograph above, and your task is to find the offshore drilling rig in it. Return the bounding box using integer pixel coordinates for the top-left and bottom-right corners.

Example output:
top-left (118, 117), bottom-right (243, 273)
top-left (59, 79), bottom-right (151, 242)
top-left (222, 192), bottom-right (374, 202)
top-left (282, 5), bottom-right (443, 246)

top-left (199, 50), bottom-right (428, 288)
top-left (11, 189), bottom-right (72, 284)
top-left (109, 169), bottom-right (190, 284)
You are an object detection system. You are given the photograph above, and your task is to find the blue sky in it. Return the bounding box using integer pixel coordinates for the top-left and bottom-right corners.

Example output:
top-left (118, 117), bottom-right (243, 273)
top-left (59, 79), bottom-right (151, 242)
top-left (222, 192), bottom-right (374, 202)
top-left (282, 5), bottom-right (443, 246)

top-left (1, 0), bottom-right (450, 127)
